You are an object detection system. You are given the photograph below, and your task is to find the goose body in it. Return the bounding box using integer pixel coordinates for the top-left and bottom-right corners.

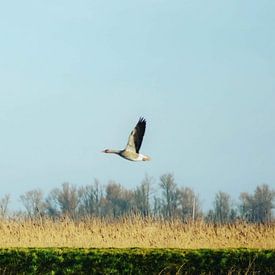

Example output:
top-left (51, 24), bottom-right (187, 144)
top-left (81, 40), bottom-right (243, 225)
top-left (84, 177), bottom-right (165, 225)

top-left (102, 117), bottom-right (151, 161)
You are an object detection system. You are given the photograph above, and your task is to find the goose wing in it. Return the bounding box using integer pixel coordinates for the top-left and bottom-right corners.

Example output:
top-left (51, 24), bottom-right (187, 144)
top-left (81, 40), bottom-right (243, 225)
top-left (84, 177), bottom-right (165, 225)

top-left (125, 117), bottom-right (146, 153)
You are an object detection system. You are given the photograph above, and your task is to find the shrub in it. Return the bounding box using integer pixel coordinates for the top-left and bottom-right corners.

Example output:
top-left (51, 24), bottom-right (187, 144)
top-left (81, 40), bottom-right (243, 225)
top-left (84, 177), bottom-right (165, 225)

top-left (0, 248), bottom-right (274, 274)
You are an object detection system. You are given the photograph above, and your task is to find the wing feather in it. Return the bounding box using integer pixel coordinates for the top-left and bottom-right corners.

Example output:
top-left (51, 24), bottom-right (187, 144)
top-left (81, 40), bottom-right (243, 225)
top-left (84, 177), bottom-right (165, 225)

top-left (126, 117), bottom-right (146, 153)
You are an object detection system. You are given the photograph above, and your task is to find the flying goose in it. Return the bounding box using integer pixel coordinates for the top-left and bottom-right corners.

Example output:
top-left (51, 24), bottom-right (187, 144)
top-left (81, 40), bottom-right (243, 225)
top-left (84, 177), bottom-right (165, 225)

top-left (102, 117), bottom-right (151, 161)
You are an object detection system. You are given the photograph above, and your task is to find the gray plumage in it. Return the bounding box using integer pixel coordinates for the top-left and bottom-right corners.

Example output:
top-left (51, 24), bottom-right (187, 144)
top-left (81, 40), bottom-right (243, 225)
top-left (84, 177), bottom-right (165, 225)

top-left (102, 117), bottom-right (151, 161)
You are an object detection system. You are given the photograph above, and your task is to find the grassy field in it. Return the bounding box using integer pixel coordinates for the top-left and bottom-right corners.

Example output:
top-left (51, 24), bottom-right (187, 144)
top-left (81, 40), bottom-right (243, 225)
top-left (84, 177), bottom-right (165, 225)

top-left (0, 217), bottom-right (274, 248)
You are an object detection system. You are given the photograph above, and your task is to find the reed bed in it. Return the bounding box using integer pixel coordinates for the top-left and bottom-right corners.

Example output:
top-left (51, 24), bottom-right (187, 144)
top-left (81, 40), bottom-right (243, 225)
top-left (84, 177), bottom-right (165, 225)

top-left (0, 217), bottom-right (274, 248)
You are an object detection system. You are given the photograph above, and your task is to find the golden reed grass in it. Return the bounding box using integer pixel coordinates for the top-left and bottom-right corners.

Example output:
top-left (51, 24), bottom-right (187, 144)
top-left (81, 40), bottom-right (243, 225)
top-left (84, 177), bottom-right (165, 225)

top-left (0, 217), bottom-right (274, 248)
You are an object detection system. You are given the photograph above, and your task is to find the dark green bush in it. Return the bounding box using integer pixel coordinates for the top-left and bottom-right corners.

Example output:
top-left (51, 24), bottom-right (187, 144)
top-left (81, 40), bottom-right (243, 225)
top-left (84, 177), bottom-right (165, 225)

top-left (0, 248), bottom-right (274, 274)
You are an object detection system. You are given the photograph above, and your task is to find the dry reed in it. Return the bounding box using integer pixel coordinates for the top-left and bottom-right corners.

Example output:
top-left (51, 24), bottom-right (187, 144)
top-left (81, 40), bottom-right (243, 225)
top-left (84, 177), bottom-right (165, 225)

top-left (0, 216), bottom-right (274, 248)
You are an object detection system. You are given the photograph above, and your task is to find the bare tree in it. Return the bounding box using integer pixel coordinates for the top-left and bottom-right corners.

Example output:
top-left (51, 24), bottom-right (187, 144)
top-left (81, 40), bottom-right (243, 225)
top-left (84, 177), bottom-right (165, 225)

top-left (46, 183), bottom-right (80, 219)
top-left (253, 184), bottom-right (274, 223)
top-left (205, 192), bottom-right (233, 224)
top-left (0, 194), bottom-right (10, 219)
top-left (177, 187), bottom-right (201, 221)
top-left (159, 173), bottom-right (178, 219)
top-left (103, 181), bottom-right (134, 218)
top-left (239, 192), bottom-right (254, 221)
top-left (133, 175), bottom-right (152, 217)
top-left (20, 189), bottom-right (45, 218)
top-left (153, 196), bottom-right (162, 217)
top-left (45, 189), bottom-right (60, 218)
top-left (78, 179), bottom-right (103, 217)
top-left (213, 191), bottom-right (232, 224)
top-left (240, 184), bottom-right (275, 223)
top-left (205, 209), bottom-right (215, 223)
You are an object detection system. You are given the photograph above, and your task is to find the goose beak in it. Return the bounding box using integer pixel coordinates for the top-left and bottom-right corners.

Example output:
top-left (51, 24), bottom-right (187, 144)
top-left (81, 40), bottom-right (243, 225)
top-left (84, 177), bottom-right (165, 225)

top-left (142, 155), bottom-right (151, 161)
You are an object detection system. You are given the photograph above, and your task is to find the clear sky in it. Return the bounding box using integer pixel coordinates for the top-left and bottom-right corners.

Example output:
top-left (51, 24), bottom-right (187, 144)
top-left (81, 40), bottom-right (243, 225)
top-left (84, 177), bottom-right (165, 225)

top-left (1, 1), bottom-right (274, 210)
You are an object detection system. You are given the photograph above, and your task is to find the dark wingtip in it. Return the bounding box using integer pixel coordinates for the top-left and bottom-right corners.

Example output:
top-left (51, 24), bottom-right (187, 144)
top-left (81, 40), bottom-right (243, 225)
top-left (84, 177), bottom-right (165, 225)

top-left (139, 117), bottom-right (146, 124)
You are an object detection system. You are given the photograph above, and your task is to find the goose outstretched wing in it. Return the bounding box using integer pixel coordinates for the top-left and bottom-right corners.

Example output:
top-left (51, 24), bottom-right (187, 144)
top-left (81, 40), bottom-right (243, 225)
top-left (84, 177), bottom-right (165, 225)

top-left (126, 117), bottom-right (146, 153)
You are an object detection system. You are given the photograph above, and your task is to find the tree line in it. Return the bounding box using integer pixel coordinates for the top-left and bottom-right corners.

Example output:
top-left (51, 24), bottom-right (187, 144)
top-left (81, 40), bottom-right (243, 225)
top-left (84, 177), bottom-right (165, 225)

top-left (0, 173), bottom-right (274, 223)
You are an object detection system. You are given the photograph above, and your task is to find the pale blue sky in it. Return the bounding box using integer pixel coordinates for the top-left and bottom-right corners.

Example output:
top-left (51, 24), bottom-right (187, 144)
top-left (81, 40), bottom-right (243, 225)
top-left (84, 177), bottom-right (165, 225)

top-left (0, 1), bottom-right (274, 210)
